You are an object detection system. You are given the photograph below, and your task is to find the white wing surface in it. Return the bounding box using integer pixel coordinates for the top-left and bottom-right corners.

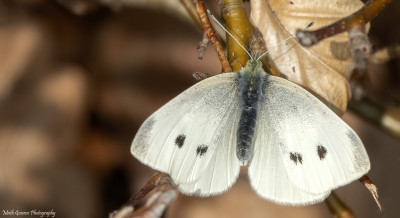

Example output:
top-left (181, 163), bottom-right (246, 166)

top-left (249, 85), bottom-right (330, 204)
top-left (251, 74), bottom-right (370, 196)
top-left (178, 110), bottom-right (241, 195)
top-left (131, 73), bottom-right (241, 195)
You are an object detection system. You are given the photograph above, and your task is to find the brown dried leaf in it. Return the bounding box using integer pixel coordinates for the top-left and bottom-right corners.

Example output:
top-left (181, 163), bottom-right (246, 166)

top-left (250, 0), bottom-right (366, 114)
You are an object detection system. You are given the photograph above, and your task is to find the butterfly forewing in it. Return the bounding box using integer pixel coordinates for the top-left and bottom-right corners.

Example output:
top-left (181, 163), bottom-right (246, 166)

top-left (260, 75), bottom-right (370, 194)
top-left (131, 73), bottom-right (240, 185)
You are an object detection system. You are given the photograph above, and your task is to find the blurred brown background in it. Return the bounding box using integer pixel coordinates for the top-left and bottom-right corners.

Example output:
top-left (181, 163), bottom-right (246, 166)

top-left (0, 0), bottom-right (399, 218)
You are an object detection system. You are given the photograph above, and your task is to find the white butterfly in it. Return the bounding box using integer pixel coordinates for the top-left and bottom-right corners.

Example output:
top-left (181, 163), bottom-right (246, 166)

top-left (131, 57), bottom-right (370, 205)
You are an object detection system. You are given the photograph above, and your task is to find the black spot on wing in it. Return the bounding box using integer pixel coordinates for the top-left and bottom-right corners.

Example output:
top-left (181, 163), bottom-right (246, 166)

top-left (317, 145), bottom-right (327, 160)
top-left (290, 152), bottom-right (303, 165)
top-left (196, 145), bottom-right (208, 157)
top-left (175, 134), bottom-right (186, 148)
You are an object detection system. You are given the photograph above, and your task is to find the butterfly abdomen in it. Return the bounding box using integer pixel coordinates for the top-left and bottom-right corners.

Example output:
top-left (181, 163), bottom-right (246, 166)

top-left (237, 67), bottom-right (264, 166)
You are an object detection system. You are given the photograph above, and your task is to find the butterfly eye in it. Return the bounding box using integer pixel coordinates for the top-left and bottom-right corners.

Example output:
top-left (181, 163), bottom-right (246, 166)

top-left (175, 134), bottom-right (186, 148)
top-left (289, 152), bottom-right (303, 165)
top-left (317, 145), bottom-right (327, 160)
top-left (196, 145), bottom-right (209, 157)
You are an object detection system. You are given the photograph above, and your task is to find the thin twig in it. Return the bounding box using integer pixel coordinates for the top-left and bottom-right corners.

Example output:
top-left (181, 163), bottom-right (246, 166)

top-left (109, 173), bottom-right (176, 218)
top-left (179, 0), bottom-right (201, 28)
top-left (297, 0), bottom-right (392, 47)
top-left (359, 175), bottom-right (382, 211)
top-left (128, 173), bottom-right (172, 206)
top-left (325, 192), bottom-right (355, 218)
top-left (348, 28), bottom-right (371, 71)
top-left (196, 0), bottom-right (232, 72)
top-left (251, 28), bottom-right (282, 77)
top-left (348, 97), bottom-right (400, 139)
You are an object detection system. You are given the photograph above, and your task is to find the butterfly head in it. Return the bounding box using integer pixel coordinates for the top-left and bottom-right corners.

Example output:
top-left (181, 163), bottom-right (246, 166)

top-left (244, 57), bottom-right (263, 75)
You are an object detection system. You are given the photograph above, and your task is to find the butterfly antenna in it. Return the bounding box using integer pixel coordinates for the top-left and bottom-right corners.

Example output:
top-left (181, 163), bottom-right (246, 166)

top-left (256, 21), bottom-right (315, 62)
top-left (234, 58), bottom-right (245, 69)
top-left (256, 36), bottom-right (294, 61)
top-left (207, 10), bottom-right (253, 60)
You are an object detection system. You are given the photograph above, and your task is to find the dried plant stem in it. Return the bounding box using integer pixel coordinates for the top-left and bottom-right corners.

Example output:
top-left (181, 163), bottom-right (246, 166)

top-left (222, 0), bottom-right (253, 71)
top-left (359, 175), bottom-right (382, 211)
top-left (297, 0), bottom-right (392, 47)
top-left (348, 28), bottom-right (371, 71)
top-left (250, 29), bottom-right (283, 77)
top-left (325, 192), bottom-right (355, 218)
top-left (348, 97), bottom-right (400, 139)
top-left (196, 0), bottom-right (232, 72)
top-left (179, 0), bottom-right (201, 28)
top-left (128, 173), bottom-right (172, 205)
top-left (109, 173), bottom-right (175, 218)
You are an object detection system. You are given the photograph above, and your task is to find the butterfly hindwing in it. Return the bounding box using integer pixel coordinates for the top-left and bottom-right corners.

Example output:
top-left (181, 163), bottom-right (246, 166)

top-left (258, 75), bottom-right (370, 194)
top-left (131, 73), bottom-right (241, 189)
top-left (248, 115), bottom-right (330, 205)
